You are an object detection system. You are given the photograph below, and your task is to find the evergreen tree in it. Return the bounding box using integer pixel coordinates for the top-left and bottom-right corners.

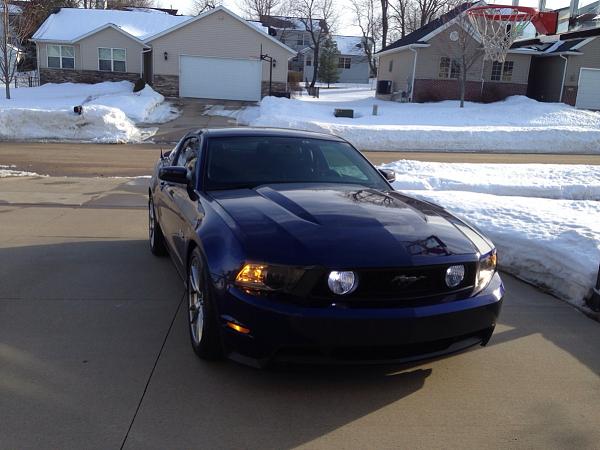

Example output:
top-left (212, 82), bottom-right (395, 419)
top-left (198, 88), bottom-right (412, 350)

top-left (317, 36), bottom-right (340, 88)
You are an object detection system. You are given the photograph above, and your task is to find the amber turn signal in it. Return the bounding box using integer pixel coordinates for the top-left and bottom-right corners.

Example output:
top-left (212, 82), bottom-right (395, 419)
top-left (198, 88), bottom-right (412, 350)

top-left (226, 321), bottom-right (250, 334)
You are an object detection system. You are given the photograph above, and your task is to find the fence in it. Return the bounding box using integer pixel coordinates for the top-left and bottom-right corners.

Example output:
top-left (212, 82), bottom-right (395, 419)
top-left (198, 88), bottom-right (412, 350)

top-left (11, 71), bottom-right (39, 88)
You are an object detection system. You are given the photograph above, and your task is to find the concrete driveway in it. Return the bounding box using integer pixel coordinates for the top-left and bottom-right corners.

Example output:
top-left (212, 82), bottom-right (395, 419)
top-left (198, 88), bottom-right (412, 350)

top-left (149, 98), bottom-right (252, 144)
top-left (1, 175), bottom-right (599, 449)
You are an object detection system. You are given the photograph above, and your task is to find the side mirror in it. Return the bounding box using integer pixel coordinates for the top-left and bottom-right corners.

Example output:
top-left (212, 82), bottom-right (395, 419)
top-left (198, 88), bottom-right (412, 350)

top-left (159, 166), bottom-right (188, 184)
top-left (378, 168), bottom-right (396, 183)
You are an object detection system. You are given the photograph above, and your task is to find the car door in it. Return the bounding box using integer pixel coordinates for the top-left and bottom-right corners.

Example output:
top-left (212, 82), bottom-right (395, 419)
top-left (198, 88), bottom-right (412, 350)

top-left (158, 137), bottom-right (199, 264)
top-left (165, 136), bottom-right (203, 271)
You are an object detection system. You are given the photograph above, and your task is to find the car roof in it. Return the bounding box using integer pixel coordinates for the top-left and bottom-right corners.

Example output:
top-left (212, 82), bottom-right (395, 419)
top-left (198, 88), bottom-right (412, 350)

top-left (197, 127), bottom-right (347, 142)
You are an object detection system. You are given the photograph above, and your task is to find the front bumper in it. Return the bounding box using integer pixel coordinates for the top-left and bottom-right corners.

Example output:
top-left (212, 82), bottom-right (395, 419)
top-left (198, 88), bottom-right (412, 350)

top-left (215, 273), bottom-right (504, 367)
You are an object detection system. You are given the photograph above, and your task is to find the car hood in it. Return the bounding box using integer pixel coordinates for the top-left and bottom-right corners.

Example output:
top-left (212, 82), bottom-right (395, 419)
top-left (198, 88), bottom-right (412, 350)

top-left (209, 184), bottom-right (489, 268)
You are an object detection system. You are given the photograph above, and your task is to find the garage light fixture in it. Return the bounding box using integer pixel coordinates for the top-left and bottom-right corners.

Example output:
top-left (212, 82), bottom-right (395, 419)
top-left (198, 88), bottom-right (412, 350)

top-left (163, 51), bottom-right (168, 61)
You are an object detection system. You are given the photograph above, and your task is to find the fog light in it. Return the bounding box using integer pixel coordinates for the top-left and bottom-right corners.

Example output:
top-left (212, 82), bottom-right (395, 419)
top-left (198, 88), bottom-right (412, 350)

top-left (327, 271), bottom-right (357, 295)
top-left (445, 265), bottom-right (465, 288)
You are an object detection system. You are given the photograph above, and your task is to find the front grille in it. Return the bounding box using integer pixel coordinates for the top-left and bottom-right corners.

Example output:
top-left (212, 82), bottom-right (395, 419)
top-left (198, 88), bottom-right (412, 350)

top-left (305, 262), bottom-right (477, 308)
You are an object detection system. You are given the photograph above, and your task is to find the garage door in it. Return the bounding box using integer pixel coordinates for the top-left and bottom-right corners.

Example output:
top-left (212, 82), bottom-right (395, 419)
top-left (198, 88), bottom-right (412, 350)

top-left (179, 55), bottom-right (262, 101)
top-left (576, 68), bottom-right (600, 110)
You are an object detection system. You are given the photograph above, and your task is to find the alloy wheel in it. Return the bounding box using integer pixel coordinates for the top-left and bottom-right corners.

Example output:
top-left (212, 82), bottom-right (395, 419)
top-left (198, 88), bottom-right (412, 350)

top-left (149, 198), bottom-right (156, 246)
top-left (188, 257), bottom-right (205, 345)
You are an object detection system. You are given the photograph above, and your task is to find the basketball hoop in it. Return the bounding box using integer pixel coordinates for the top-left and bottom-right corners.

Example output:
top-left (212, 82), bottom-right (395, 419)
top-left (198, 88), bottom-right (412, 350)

top-left (467, 4), bottom-right (558, 63)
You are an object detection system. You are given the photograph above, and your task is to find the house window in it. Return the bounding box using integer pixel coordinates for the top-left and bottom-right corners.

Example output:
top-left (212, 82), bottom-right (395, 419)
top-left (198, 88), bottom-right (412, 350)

top-left (99, 48), bottom-right (126, 72)
top-left (502, 60), bottom-right (513, 81)
top-left (388, 59), bottom-right (393, 72)
top-left (306, 57), bottom-right (312, 66)
top-left (438, 57), bottom-right (460, 79)
top-left (47, 44), bottom-right (74, 69)
top-left (450, 59), bottom-right (461, 79)
top-left (338, 57), bottom-right (351, 69)
top-left (491, 61), bottom-right (513, 81)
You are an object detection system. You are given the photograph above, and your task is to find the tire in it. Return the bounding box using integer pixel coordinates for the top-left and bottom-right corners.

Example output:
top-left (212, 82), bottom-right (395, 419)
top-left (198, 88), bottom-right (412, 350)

top-left (187, 249), bottom-right (223, 360)
top-left (149, 195), bottom-right (167, 256)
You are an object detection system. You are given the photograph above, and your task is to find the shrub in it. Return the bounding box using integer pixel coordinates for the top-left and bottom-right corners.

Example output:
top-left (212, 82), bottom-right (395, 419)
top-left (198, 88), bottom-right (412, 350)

top-left (133, 78), bottom-right (146, 92)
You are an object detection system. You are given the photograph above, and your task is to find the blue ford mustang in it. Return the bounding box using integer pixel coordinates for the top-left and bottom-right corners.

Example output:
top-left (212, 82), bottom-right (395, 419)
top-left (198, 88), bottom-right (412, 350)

top-left (149, 128), bottom-right (503, 367)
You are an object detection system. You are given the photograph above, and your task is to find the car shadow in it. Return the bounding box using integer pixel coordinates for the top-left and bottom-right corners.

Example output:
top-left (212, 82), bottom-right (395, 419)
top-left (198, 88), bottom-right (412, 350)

top-left (123, 300), bottom-right (434, 449)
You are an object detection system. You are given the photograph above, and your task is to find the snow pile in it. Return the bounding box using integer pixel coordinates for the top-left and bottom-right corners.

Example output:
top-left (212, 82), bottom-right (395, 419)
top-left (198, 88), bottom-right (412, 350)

top-left (384, 160), bottom-right (600, 200)
top-left (385, 160), bottom-right (600, 308)
top-left (0, 105), bottom-right (149, 143)
top-left (0, 165), bottom-right (42, 177)
top-left (86, 85), bottom-right (179, 123)
top-left (0, 81), bottom-right (177, 142)
top-left (235, 88), bottom-right (600, 153)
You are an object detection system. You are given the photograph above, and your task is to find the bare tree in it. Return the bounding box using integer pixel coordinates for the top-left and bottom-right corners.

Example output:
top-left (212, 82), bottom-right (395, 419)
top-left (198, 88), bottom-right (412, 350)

top-left (350, 0), bottom-right (380, 75)
top-left (79, 0), bottom-right (155, 8)
top-left (192, 0), bottom-right (221, 14)
top-left (287, 0), bottom-right (337, 88)
top-left (238, 0), bottom-right (280, 20)
top-left (434, 3), bottom-right (482, 107)
top-left (416, 0), bottom-right (448, 27)
top-left (390, 0), bottom-right (455, 39)
top-left (1, 0), bottom-right (37, 99)
top-left (390, 0), bottom-right (411, 38)
top-left (380, 0), bottom-right (389, 48)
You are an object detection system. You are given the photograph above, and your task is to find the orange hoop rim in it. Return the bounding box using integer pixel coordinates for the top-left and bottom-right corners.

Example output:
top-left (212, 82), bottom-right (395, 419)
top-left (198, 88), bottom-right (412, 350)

top-left (467, 4), bottom-right (537, 21)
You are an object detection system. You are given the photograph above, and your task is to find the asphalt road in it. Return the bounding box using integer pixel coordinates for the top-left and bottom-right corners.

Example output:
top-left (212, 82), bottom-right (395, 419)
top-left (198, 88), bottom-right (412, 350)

top-left (2, 142), bottom-right (600, 178)
top-left (1, 174), bottom-right (599, 449)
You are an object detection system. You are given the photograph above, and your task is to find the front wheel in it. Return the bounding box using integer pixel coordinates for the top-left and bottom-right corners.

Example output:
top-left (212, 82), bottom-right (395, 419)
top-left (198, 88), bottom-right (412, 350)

top-left (148, 195), bottom-right (167, 256)
top-left (188, 249), bottom-right (223, 360)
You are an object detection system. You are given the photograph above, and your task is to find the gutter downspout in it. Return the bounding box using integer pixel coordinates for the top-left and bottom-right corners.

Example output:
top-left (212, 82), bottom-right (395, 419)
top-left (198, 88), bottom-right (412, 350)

top-left (35, 42), bottom-right (40, 84)
top-left (559, 54), bottom-right (568, 103)
top-left (409, 46), bottom-right (418, 102)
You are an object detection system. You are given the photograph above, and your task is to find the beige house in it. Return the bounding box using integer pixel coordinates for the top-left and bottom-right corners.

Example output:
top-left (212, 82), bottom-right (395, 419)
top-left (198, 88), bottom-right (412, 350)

top-left (376, 3), bottom-right (532, 103)
top-left (32, 6), bottom-right (296, 101)
top-left (376, 1), bottom-right (600, 109)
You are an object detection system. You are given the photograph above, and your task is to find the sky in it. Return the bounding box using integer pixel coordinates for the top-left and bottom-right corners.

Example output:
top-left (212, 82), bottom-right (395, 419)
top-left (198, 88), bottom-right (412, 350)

top-left (154, 0), bottom-right (361, 35)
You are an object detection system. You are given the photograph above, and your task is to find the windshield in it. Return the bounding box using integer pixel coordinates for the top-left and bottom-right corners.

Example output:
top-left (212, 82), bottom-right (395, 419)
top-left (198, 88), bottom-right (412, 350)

top-left (204, 136), bottom-right (389, 191)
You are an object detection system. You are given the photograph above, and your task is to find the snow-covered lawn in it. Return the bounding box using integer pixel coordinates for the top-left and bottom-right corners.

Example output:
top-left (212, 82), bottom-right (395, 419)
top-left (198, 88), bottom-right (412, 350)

top-left (385, 159), bottom-right (600, 200)
top-left (0, 81), bottom-right (178, 143)
top-left (384, 159), bottom-right (600, 311)
top-left (230, 85), bottom-right (600, 153)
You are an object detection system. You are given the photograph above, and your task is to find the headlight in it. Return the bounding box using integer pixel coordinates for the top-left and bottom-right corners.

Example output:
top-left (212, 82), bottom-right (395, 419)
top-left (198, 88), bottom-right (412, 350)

top-left (475, 250), bottom-right (497, 294)
top-left (235, 263), bottom-right (304, 293)
top-left (327, 271), bottom-right (358, 295)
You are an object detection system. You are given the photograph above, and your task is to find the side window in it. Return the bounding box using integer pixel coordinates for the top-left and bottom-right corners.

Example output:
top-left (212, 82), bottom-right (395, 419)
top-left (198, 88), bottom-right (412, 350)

top-left (175, 137), bottom-right (200, 183)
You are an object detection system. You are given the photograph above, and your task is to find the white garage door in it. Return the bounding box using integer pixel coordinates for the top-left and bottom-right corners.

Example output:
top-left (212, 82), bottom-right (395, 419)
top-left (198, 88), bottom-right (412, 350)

top-left (576, 68), bottom-right (600, 110)
top-left (179, 55), bottom-right (262, 101)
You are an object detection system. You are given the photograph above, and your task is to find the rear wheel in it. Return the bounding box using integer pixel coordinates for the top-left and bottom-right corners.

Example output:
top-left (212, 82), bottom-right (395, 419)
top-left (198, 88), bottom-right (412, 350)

top-left (149, 195), bottom-right (167, 256)
top-left (188, 249), bottom-right (223, 360)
